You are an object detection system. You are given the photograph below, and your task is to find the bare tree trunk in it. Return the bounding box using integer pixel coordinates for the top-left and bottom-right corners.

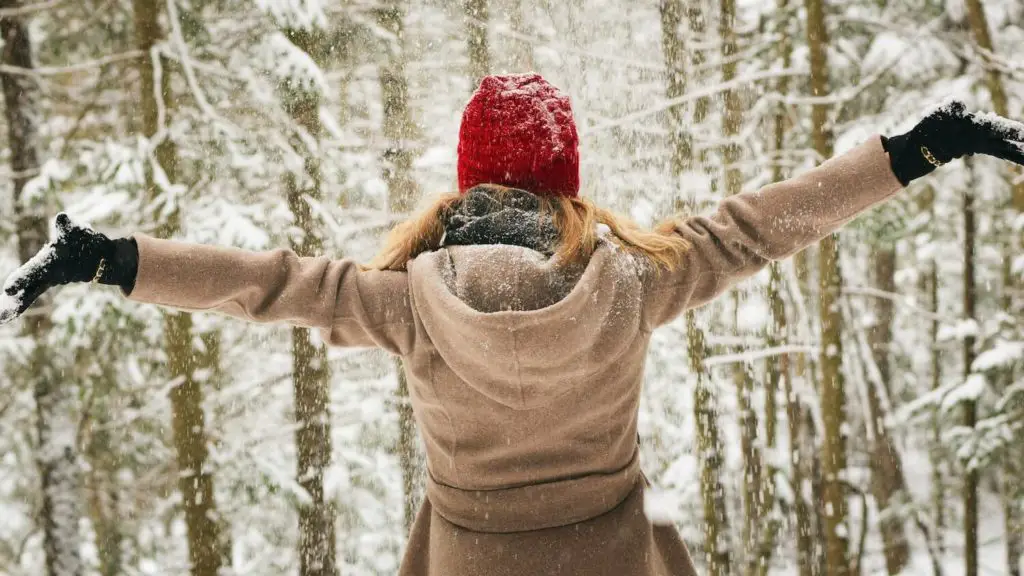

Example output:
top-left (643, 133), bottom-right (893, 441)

top-left (720, 2), bottom-right (766, 572)
top-left (784, 360), bottom-right (817, 576)
top-left (659, 0), bottom-right (690, 175)
top-left (1, 7), bottom-right (85, 576)
top-left (166, 314), bottom-right (224, 576)
top-left (86, 455), bottom-right (122, 576)
top-left (962, 171), bottom-right (979, 576)
top-left (964, 0), bottom-right (1024, 217)
top-left (803, 1), bottom-right (848, 574)
top-left (767, 5), bottom-right (806, 574)
top-left (691, 315), bottom-right (734, 576)
top-left (279, 25), bottom-right (338, 576)
top-left (1004, 483), bottom-right (1024, 576)
top-left (866, 247), bottom-right (911, 575)
top-left (84, 372), bottom-right (124, 576)
top-left (504, 0), bottom-right (534, 71)
top-left (787, 2), bottom-right (822, 564)
top-left (131, 1), bottom-right (224, 574)
top-left (963, 4), bottom-right (1024, 572)
top-left (683, 1), bottom-right (709, 127)
top-left (464, 0), bottom-right (489, 86)
top-left (928, 234), bottom-right (945, 559)
top-left (659, 4), bottom-right (730, 573)
top-left (376, 0), bottom-right (423, 533)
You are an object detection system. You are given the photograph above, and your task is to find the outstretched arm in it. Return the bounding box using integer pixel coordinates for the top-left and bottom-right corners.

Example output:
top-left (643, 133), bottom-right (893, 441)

top-left (1, 219), bottom-right (416, 355)
top-left (644, 100), bottom-right (1024, 328)
top-left (643, 135), bottom-right (902, 327)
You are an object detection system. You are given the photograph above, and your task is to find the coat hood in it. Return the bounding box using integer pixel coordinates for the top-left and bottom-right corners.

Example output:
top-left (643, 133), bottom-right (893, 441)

top-left (406, 239), bottom-right (645, 410)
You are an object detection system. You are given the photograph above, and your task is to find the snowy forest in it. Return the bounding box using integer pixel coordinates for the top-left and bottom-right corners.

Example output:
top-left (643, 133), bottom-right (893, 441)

top-left (0, 0), bottom-right (1022, 574)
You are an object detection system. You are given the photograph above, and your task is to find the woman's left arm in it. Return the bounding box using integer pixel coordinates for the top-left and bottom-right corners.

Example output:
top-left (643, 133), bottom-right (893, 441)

top-left (643, 135), bottom-right (903, 328)
top-left (643, 100), bottom-right (1024, 329)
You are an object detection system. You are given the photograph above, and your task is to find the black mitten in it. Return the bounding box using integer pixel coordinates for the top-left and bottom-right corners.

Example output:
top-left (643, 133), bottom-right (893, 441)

top-left (882, 99), bottom-right (1024, 186)
top-left (0, 213), bottom-right (138, 325)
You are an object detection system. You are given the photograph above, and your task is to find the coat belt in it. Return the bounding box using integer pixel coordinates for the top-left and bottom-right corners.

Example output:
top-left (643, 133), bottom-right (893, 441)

top-left (425, 450), bottom-right (642, 533)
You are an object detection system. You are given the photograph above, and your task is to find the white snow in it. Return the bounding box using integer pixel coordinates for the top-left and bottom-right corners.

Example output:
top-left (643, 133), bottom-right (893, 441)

top-left (972, 340), bottom-right (1024, 372)
top-left (0, 290), bottom-right (24, 325)
top-left (941, 374), bottom-right (987, 411)
top-left (937, 318), bottom-right (980, 342)
top-left (261, 31), bottom-right (328, 95)
top-left (0, 243), bottom-right (57, 324)
top-left (643, 488), bottom-right (684, 525)
top-left (973, 110), bottom-right (1024, 141)
top-left (255, 0), bottom-right (326, 31)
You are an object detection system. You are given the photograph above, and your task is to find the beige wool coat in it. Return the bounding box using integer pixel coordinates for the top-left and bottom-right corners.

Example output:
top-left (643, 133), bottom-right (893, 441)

top-left (124, 136), bottom-right (904, 575)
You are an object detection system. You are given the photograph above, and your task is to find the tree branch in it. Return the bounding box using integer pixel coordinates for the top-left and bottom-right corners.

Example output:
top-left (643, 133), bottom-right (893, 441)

top-left (0, 0), bottom-right (64, 18)
top-left (0, 49), bottom-right (144, 77)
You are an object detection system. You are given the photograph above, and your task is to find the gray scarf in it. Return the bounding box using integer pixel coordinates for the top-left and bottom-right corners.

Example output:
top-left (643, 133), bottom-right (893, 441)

top-left (441, 185), bottom-right (559, 255)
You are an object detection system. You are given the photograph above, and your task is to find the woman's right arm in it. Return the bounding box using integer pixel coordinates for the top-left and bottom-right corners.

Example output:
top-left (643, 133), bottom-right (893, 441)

top-left (1, 220), bottom-right (416, 355)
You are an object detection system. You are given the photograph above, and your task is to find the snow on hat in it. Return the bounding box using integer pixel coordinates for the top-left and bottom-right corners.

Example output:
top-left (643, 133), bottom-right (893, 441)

top-left (457, 73), bottom-right (580, 198)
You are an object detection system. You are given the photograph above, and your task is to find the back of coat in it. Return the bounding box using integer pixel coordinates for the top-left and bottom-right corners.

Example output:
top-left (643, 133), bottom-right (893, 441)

top-left (400, 239), bottom-right (698, 576)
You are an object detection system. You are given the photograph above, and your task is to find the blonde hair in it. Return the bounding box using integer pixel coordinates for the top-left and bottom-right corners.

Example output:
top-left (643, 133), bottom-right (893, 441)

top-left (366, 187), bottom-right (689, 272)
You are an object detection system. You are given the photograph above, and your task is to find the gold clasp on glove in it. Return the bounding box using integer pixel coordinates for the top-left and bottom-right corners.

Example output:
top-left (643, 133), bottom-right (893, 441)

top-left (921, 146), bottom-right (944, 167)
top-left (91, 258), bottom-right (107, 284)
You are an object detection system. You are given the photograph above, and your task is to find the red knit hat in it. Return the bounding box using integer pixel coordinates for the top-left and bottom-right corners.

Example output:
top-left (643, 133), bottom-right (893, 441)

top-left (457, 74), bottom-right (580, 198)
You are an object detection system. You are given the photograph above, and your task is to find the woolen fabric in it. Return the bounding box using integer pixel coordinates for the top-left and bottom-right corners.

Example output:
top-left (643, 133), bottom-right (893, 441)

top-left (124, 136), bottom-right (903, 575)
top-left (441, 184), bottom-right (559, 255)
top-left (457, 74), bottom-right (580, 197)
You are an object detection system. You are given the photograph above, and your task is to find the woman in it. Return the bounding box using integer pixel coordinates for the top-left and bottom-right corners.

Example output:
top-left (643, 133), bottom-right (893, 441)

top-left (3, 74), bottom-right (1024, 575)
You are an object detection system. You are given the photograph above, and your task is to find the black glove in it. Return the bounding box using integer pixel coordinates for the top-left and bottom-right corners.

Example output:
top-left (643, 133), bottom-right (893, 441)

top-left (882, 99), bottom-right (1024, 186)
top-left (0, 213), bottom-right (138, 325)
